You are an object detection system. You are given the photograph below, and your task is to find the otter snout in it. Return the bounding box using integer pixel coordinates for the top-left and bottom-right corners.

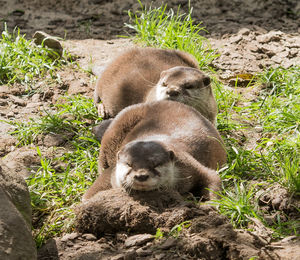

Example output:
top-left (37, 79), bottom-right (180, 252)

top-left (166, 88), bottom-right (180, 97)
top-left (134, 171), bottom-right (150, 182)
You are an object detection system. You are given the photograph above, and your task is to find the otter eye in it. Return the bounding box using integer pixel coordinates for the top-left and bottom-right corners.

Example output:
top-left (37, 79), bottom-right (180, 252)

top-left (162, 82), bottom-right (167, 87)
top-left (126, 162), bottom-right (132, 167)
top-left (184, 83), bottom-right (194, 89)
top-left (203, 76), bottom-right (211, 86)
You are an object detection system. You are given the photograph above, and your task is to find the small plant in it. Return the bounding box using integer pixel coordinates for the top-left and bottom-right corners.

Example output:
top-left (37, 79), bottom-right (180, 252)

top-left (9, 95), bottom-right (101, 246)
top-left (125, 0), bottom-right (217, 70)
top-left (210, 182), bottom-right (263, 228)
top-left (0, 24), bottom-right (66, 85)
top-left (169, 221), bottom-right (191, 238)
top-left (8, 95), bottom-right (99, 146)
top-left (155, 228), bottom-right (164, 239)
top-left (270, 214), bottom-right (300, 239)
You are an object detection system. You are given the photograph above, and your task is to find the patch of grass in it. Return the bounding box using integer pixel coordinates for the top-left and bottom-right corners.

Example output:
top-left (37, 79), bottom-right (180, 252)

top-left (125, 0), bottom-right (217, 70)
top-left (260, 138), bottom-right (300, 194)
top-left (270, 215), bottom-right (300, 239)
top-left (8, 95), bottom-right (100, 246)
top-left (212, 66), bottom-right (299, 232)
top-left (211, 182), bottom-right (263, 228)
top-left (9, 95), bottom-right (99, 146)
top-left (10, 112), bottom-right (73, 146)
top-left (0, 24), bottom-right (66, 85)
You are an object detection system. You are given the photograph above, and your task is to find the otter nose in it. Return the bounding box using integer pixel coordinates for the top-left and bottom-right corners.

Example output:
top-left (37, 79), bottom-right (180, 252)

top-left (134, 174), bottom-right (149, 182)
top-left (166, 89), bottom-right (180, 97)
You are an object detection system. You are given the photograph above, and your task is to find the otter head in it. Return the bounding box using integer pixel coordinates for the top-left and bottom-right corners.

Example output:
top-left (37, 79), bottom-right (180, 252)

top-left (113, 141), bottom-right (176, 192)
top-left (155, 66), bottom-right (217, 124)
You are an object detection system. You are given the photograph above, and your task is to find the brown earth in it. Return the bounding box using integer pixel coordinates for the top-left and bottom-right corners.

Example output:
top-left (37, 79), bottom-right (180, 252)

top-left (0, 0), bottom-right (299, 259)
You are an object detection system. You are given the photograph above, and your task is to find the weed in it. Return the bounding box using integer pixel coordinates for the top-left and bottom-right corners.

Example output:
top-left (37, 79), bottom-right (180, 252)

top-left (0, 24), bottom-right (66, 85)
top-left (169, 221), bottom-right (191, 238)
top-left (125, 0), bottom-right (217, 70)
top-left (210, 182), bottom-right (263, 228)
top-left (12, 95), bottom-right (101, 246)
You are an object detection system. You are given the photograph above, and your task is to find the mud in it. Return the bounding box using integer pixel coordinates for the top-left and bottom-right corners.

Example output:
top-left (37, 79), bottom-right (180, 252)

top-left (1, 0), bottom-right (299, 40)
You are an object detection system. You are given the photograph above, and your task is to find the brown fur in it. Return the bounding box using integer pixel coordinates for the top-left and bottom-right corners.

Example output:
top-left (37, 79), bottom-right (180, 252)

top-left (83, 101), bottom-right (226, 201)
top-left (94, 48), bottom-right (217, 124)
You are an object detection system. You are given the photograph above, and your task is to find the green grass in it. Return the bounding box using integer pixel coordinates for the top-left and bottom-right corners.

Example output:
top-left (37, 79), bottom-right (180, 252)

top-left (8, 95), bottom-right (100, 246)
top-left (125, 0), bottom-right (217, 70)
top-left (211, 182), bottom-right (263, 228)
top-left (0, 24), bottom-right (66, 85)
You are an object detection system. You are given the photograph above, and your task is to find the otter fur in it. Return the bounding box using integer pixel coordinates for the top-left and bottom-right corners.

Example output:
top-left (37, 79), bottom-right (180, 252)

top-left (83, 100), bottom-right (226, 201)
top-left (94, 48), bottom-right (217, 124)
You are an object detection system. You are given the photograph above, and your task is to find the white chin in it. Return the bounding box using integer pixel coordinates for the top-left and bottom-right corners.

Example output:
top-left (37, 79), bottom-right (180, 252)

top-left (131, 183), bottom-right (156, 191)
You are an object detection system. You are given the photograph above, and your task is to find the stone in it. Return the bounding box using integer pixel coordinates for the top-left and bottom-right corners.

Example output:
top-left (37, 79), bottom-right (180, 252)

top-left (2, 147), bottom-right (40, 178)
top-left (238, 28), bottom-right (250, 36)
top-left (43, 134), bottom-right (66, 147)
top-left (9, 95), bottom-right (26, 107)
top-left (256, 31), bottom-right (283, 43)
top-left (33, 31), bottom-right (63, 56)
top-left (31, 93), bottom-right (40, 103)
top-left (136, 248), bottom-right (153, 257)
top-left (26, 102), bottom-right (42, 108)
top-left (60, 232), bottom-right (80, 242)
top-left (0, 160), bottom-right (37, 259)
top-left (230, 35), bottom-right (242, 44)
top-left (124, 234), bottom-right (154, 248)
top-left (82, 233), bottom-right (97, 241)
top-left (159, 238), bottom-right (177, 250)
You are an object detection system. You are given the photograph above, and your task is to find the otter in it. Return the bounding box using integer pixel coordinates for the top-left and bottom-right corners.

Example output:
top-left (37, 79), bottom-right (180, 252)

top-left (94, 48), bottom-right (217, 124)
top-left (83, 100), bottom-right (226, 201)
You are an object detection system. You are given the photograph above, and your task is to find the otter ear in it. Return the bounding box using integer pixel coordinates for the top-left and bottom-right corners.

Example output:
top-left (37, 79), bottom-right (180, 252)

top-left (169, 150), bottom-right (175, 160)
top-left (160, 70), bottom-right (167, 78)
top-left (203, 76), bottom-right (211, 86)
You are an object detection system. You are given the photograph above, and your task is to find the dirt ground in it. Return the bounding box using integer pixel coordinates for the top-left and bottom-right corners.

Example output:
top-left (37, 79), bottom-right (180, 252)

top-left (0, 0), bottom-right (299, 259)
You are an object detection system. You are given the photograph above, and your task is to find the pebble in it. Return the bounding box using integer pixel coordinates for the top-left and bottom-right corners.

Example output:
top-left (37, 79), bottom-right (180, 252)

top-left (82, 233), bottom-right (97, 241)
top-left (159, 238), bottom-right (177, 250)
top-left (136, 248), bottom-right (152, 257)
top-left (124, 234), bottom-right (154, 248)
top-left (60, 232), bottom-right (79, 242)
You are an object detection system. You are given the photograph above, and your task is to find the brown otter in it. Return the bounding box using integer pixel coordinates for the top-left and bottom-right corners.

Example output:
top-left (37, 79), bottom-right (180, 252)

top-left (83, 100), bottom-right (226, 201)
top-left (94, 48), bottom-right (217, 124)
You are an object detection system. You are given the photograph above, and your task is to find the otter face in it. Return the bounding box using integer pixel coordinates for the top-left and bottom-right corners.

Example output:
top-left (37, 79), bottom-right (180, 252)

top-left (155, 66), bottom-right (216, 123)
top-left (113, 141), bottom-right (176, 192)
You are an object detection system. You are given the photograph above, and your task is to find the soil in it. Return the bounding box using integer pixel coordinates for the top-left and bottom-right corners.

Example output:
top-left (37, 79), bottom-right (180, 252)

top-left (0, 0), bottom-right (299, 259)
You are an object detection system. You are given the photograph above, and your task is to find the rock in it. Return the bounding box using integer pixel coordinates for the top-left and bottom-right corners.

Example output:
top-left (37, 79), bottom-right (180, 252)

top-left (26, 102), bottom-right (42, 108)
top-left (230, 35), bottom-right (242, 44)
top-left (124, 234), bottom-right (154, 248)
top-left (0, 136), bottom-right (16, 157)
top-left (31, 93), bottom-right (40, 103)
top-left (238, 28), bottom-right (250, 36)
top-left (9, 95), bottom-right (27, 107)
top-left (124, 249), bottom-right (136, 260)
top-left (82, 233), bottom-right (97, 241)
top-left (68, 80), bottom-right (91, 95)
top-left (0, 98), bottom-right (8, 106)
top-left (43, 134), bottom-right (66, 147)
top-left (60, 232), bottom-right (80, 242)
top-left (136, 248), bottom-right (152, 257)
top-left (159, 238), bottom-right (177, 250)
top-left (0, 160), bottom-right (37, 259)
top-left (256, 31), bottom-right (283, 43)
top-left (2, 147), bottom-right (40, 178)
top-left (33, 31), bottom-right (63, 56)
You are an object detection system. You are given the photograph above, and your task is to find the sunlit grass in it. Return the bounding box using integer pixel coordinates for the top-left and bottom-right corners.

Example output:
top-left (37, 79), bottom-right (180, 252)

top-left (125, 0), bottom-right (217, 70)
top-left (0, 24), bottom-right (66, 85)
